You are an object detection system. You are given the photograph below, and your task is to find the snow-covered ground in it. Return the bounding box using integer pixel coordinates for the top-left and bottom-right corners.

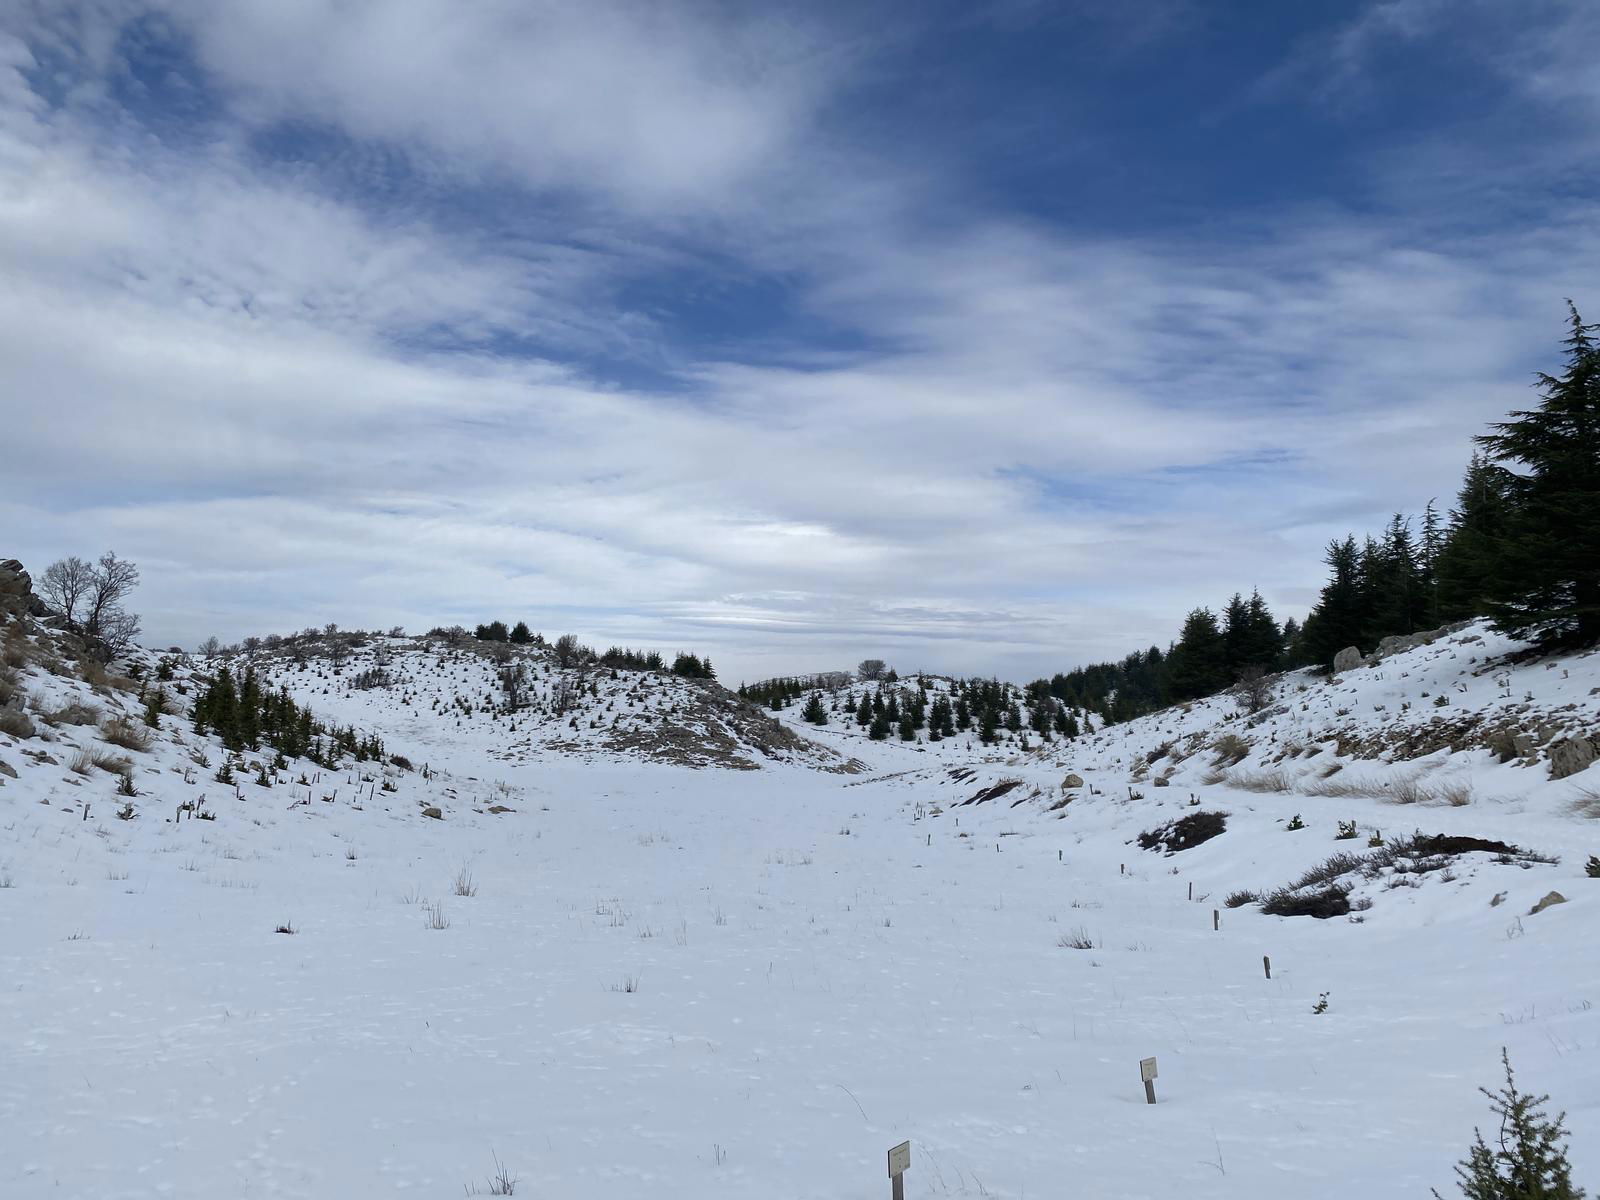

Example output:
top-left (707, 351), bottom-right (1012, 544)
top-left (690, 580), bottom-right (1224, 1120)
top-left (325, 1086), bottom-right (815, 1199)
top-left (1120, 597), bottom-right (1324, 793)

top-left (2, 621), bottom-right (1596, 1197)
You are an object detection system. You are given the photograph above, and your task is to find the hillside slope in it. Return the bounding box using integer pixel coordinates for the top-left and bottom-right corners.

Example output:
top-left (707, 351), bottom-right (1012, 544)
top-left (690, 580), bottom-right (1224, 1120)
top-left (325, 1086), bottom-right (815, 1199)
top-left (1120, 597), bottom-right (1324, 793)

top-left (2, 601), bottom-right (1596, 1198)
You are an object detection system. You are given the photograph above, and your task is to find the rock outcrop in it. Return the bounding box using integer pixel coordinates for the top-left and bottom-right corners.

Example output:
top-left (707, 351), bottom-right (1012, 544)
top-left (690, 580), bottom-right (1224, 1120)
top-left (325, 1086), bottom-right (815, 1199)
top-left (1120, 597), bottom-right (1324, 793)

top-left (1332, 646), bottom-right (1364, 674)
top-left (1548, 735), bottom-right (1597, 780)
top-left (0, 559), bottom-right (42, 622)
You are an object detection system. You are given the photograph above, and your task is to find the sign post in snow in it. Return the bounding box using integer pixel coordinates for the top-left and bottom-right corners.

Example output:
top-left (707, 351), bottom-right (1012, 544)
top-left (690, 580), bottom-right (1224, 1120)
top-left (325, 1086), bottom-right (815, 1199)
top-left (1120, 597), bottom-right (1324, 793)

top-left (887, 1141), bottom-right (911, 1200)
top-left (1140, 1056), bottom-right (1159, 1104)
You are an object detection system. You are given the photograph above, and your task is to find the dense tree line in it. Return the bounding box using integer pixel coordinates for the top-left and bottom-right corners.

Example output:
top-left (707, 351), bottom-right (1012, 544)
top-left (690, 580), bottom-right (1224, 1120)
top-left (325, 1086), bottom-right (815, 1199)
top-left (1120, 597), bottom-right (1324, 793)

top-left (1030, 305), bottom-right (1599, 719)
top-left (1295, 303), bottom-right (1600, 662)
top-left (191, 664), bottom-right (384, 764)
top-left (1034, 588), bottom-right (1286, 725)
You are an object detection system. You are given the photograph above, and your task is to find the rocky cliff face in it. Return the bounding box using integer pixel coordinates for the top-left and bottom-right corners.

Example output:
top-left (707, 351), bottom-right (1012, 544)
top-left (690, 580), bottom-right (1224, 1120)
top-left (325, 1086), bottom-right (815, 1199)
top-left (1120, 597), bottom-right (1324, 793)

top-left (0, 559), bottom-right (47, 623)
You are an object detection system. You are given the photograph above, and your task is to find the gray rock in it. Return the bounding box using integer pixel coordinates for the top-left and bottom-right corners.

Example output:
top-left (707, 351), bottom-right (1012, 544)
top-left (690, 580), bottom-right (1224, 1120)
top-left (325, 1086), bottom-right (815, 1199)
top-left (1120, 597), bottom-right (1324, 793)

top-left (0, 758), bottom-right (15, 779)
top-left (1152, 777), bottom-right (1169, 787)
top-left (0, 558), bottom-right (33, 620)
top-left (422, 806), bottom-right (443, 820)
top-left (1512, 732), bottom-right (1540, 758)
top-left (1548, 736), bottom-right (1597, 781)
top-left (1529, 890), bottom-right (1567, 915)
top-left (1061, 773), bottom-right (1084, 789)
top-left (1332, 646), bottom-right (1365, 674)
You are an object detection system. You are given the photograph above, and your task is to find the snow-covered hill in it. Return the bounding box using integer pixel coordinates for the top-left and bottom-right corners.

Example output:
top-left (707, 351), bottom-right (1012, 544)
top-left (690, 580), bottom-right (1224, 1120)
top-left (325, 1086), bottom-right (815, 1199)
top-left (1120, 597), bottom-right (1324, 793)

top-left (2, 592), bottom-right (1597, 1198)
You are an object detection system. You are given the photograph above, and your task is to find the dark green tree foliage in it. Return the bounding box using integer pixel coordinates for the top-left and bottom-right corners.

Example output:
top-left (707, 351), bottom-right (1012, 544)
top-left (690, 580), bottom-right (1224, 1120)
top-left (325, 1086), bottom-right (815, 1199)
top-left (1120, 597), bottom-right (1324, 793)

top-left (1296, 536), bottom-right (1365, 669)
top-left (474, 621), bottom-right (509, 642)
top-left (600, 646), bottom-right (666, 671)
top-left (1435, 454), bottom-right (1519, 623)
top-left (670, 652), bottom-right (716, 680)
top-left (1476, 303), bottom-right (1600, 648)
top-left (192, 667), bottom-right (381, 764)
top-left (868, 711), bottom-right (891, 741)
top-left (1434, 1050), bottom-right (1587, 1200)
top-left (801, 692), bottom-right (828, 725)
top-left (1165, 608), bottom-right (1228, 701)
top-left (509, 621), bottom-right (533, 644)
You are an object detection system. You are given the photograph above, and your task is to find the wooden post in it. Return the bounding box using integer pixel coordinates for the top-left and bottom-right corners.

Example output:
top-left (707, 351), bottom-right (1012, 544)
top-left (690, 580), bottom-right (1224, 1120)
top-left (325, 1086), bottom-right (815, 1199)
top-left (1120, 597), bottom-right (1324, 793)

top-left (1140, 1056), bottom-right (1158, 1104)
top-left (1212, 908), bottom-right (1219, 931)
top-left (888, 1141), bottom-right (911, 1200)
top-left (1187, 881), bottom-right (1193, 901)
top-left (1263, 955), bottom-right (1271, 980)
top-left (1058, 849), bottom-right (1062, 862)
top-left (1119, 863), bottom-right (1124, 875)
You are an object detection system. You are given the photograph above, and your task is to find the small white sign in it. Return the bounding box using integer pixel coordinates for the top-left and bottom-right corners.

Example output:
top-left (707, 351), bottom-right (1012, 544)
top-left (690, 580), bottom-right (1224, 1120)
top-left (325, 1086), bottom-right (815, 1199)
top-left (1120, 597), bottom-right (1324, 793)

top-left (888, 1141), bottom-right (911, 1178)
top-left (1140, 1056), bottom-right (1158, 1083)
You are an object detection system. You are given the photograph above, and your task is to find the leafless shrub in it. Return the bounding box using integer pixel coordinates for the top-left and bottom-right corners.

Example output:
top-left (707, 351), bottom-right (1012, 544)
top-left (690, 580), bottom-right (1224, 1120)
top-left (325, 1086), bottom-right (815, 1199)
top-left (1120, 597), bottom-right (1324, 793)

top-left (423, 900), bottom-right (450, 930)
top-left (1232, 666), bottom-right (1275, 714)
top-left (608, 974), bottom-right (641, 993)
top-left (452, 865), bottom-right (478, 897)
top-left (1058, 926), bottom-right (1099, 950)
top-left (100, 716), bottom-right (153, 752)
top-left (70, 749), bottom-right (95, 775)
top-left (1436, 780), bottom-right (1474, 807)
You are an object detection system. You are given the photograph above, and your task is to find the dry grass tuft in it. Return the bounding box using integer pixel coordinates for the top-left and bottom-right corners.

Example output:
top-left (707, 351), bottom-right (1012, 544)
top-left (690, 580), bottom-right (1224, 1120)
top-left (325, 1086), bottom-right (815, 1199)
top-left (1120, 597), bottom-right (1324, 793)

top-left (100, 716), bottom-right (153, 752)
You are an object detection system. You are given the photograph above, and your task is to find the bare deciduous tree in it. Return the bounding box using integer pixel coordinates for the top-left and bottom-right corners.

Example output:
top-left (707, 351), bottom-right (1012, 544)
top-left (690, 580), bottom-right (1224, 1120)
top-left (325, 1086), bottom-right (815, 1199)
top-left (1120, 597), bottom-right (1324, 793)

top-left (553, 634), bottom-right (584, 669)
top-left (83, 552), bottom-right (139, 639)
top-left (199, 636), bottom-right (222, 659)
top-left (96, 608), bottom-right (142, 660)
top-left (39, 556), bottom-right (94, 626)
top-left (857, 658), bottom-right (888, 682)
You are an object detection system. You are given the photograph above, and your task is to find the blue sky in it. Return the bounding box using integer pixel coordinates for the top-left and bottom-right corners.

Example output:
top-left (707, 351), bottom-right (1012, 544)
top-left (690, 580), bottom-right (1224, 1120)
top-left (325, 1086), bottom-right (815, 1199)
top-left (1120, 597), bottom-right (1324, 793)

top-left (2, 1), bottom-right (1597, 684)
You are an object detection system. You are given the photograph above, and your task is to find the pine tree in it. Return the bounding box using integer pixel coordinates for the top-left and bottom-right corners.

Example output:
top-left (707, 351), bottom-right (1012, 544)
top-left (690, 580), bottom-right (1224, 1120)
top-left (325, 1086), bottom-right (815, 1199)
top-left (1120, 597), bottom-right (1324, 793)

top-left (856, 693), bottom-right (873, 727)
top-left (1298, 537), bottom-right (1365, 669)
top-left (801, 692), bottom-right (828, 725)
top-left (1476, 302), bottom-right (1600, 647)
top-left (1434, 1050), bottom-right (1587, 1200)
top-left (509, 621), bottom-right (532, 645)
top-left (1165, 608), bottom-right (1227, 700)
top-left (868, 712), bottom-right (891, 741)
top-left (1435, 453), bottom-right (1519, 622)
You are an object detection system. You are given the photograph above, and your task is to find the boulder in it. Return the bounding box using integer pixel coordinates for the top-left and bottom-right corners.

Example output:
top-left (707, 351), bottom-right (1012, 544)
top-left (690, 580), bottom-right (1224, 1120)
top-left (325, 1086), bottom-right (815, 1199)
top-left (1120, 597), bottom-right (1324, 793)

top-left (421, 806), bottom-right (443, 820)
top-left (1529, 890), bottom-right (1567, 915)
top-left (0, 758), bottom-right (14, 779)
top-left (1061, 773), bottom-right (1084, 790)
top-left (1152, 777), bottom-right (1169, 787)
top-left (1332, 646), bottom-right (1365, 674)
top-left (0, 559), bottom-right (33, 620)
top-left (1548, 736), bottom-right (1597, 781)
top-left (1512, 732), bottom-right (1540, 758)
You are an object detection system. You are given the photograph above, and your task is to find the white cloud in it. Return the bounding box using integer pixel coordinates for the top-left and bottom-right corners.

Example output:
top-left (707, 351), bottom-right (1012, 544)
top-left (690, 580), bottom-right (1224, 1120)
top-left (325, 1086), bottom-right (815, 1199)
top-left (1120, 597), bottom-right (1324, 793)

top-left (2, 4), bottom-right (1597, 684)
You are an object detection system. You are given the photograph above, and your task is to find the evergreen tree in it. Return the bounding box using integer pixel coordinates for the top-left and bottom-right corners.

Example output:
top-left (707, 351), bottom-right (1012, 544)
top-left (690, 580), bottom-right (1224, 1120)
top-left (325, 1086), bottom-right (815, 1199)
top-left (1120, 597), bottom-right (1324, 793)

top-left (509, 621), bottom-right (532, 644)
top-left (868, 711), bottom-right (891, 741)
top-left (801, 692), bottom-right (828, 725)
top-left (1476, 302), bottom-right (1600, 647)
top-left (856, 693), bottom-right (873, 726)
top-left (1434, 1050), bottom-right (1587, 1200)
top-left (1298, 537), bottom-right (1366, 669)
top-left (1435, 453), bottom-right (1519, 622)
top-left (1165, 608), bottom-right (1227, 700)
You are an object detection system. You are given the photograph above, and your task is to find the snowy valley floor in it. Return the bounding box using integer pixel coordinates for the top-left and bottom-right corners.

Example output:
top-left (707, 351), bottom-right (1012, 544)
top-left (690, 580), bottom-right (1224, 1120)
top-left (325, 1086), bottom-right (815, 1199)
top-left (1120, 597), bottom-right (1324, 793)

top-left (4, 747), bottom-right (1597, 1198)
